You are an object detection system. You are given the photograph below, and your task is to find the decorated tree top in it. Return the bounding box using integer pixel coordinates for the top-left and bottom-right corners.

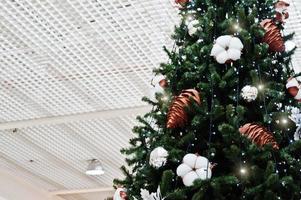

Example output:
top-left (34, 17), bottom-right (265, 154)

top-left (114, 0), bottom-right (301, 199)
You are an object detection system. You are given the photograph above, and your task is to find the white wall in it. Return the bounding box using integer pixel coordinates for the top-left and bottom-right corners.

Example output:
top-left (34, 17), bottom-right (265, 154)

top-left (0, 171), bottom-right (63, 200)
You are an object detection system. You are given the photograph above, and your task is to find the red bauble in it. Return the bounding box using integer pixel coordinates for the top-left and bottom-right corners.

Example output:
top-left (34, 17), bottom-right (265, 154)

top-left (175, 0), bottom-right (189, 6)
top-left (286, 77), bottom-right (301, 102)
top-left (274, 1), bottom-right (290, 23)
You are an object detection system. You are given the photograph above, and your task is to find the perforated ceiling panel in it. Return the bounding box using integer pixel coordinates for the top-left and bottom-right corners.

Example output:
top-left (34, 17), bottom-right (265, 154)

top-left (0, 0), bottom-right (178, 123)
top-left (0, 1), bottom-right (300, 200)
top-left (287, 1), bottom-right (301, 73)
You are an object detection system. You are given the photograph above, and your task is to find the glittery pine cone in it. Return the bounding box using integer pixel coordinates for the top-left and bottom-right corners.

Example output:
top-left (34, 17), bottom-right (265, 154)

top-left (167, 89), bottom-right (201, 129)
top-left (239, 123), bottom-right (279, 149)
top-left (260, 19), bottom-right (285, 52)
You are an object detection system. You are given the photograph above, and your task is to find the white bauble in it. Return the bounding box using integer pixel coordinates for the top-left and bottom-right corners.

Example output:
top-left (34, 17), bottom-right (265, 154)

top-left (149, 147), bottom-right (168, 168)
top-left (196, 167), bottom-right (212, 180)
top-left (210, 35), bottom-right (244, 64)
top-left (285, 41), bottom-right (296, 52)
top-left (183, 153), bottom-right (197, 168)
top-left (187, 20), bottom-right (199, 36)
top-left (279, 0), bottom-right (290, 5)
top-left (182, 171), bottom-right (199, 186)
top-left (149, 75), bottom-right (166, 101)
top-left (113, 188), bottom-right (127, 200)
top-left (241, 85), bottom-right (258, 102)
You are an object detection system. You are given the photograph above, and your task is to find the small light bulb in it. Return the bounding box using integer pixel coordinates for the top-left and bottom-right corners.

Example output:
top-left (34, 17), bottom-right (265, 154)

top-left (161, 95), bottom-right (169, 102)
top-left (281, 118), bottom-right (288, 124)
top-left (240, 167), bottom-right (247, 175)
top-left (258, 84), bottom-right (264, 90)
top-left (233, 24), bottom-right (240, 30)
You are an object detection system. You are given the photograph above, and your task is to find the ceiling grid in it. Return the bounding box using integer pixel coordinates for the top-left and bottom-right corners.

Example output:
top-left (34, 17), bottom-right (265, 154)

top-left (0, 1), bottom-right (300, 200)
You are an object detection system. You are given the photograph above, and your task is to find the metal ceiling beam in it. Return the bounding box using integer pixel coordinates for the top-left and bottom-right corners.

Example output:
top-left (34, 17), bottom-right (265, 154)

top-left (50, 187), bottom-right (114, 195)
top-left (0, 106), bottom-right (151, 130)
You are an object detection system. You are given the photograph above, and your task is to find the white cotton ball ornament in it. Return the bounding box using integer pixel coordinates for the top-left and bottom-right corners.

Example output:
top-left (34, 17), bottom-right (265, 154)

top-left (195, 156), bottom-right (209, 168)
top-left (182, 171), bottom-right (199, 186)
top-left (183, 153), bottom-right (197, 168)
top-left (176, 154), bottom-right (212, 186)
top-left (176, 163), bottom-right (192, 177)
top-left (196, 168), bottom-right (212, 180)
top-left (149, 147), bottom-right (168, 168)
top-left (241, 85), bottom-right (258, 102)
top-left (187, 20), bottom-right (200, 36)
top-left (210, 35), bottom-right (244, 64)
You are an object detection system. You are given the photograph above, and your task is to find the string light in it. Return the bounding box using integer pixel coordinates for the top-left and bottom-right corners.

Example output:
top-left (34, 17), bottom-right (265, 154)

top-left (240, 167), bottom-right (247, 175)
top-left (161, 94), bottom-right (169, 102)
top-left (281, 118), bottom-right (288, 124)
top-left (257, 84), bottom-right (264, 90)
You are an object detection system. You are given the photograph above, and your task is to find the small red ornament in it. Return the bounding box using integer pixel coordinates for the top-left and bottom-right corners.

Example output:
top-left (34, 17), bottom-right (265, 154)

top-left (175, 0), bottom-right (189, 7)
top-left (159, 79), bottom-right (168, 88)
top-left (286, 77), bottom-right (301, 102)
top-left (275, 0), bottom-right (290, 23)
top-left (113, 188), bottom-right (128, 200)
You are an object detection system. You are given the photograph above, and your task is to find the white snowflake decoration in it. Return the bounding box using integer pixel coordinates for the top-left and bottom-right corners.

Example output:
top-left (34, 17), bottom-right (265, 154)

top-left (241, 85), bottom-right (258, 102)
top-left (149, 147), bottom-right (168, 168)
top-left (140, 187), bottom-right (165, 200)
top-left (294, 126), bottom-right (301, 141)
top-left (287, 107), bottom-right (301, 125)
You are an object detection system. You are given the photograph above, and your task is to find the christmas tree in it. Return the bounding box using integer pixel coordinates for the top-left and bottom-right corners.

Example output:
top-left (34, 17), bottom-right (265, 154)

top-left (114, 0), bottom-right (301, 199)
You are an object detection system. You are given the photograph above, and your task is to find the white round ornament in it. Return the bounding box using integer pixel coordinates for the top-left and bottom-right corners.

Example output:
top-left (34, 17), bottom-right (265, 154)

top-left (241, 85), bottom-right (258, 102)
top-left (286, 77), bottom-right (301, 101)
top-left (113, 188), bottom-right (128, 200)
top-left (149, 75), bottom-right (167, 101)
top-left (278, 0), bottom-right (290, 5)
top-left (176, 153), bottom-right (212, 186)
top-left (149, 147), bottom-right (168, 168)
top-left (187, 20), bottom-right (199, 36)
top-left (210, 35), bottom-right (244, 64)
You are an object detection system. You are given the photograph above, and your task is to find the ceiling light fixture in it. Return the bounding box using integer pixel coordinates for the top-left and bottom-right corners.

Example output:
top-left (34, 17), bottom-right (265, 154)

top-left (85, 159), bottom-right (105, 176)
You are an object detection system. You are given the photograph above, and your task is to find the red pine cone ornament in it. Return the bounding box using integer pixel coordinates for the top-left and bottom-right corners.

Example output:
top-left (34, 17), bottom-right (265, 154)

top-left (239, 123), bottom-right (279, 149)
top-left (260, 19), bottom-right (285, 52)
top-left (167, 89), bottom-right (201, 129)
top-left (286, 77), bottom-right (301, 102)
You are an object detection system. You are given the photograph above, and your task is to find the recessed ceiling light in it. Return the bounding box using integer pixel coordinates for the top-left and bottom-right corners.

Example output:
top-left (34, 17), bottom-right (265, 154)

top-left (85, 159), bottom-right (105, 176)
